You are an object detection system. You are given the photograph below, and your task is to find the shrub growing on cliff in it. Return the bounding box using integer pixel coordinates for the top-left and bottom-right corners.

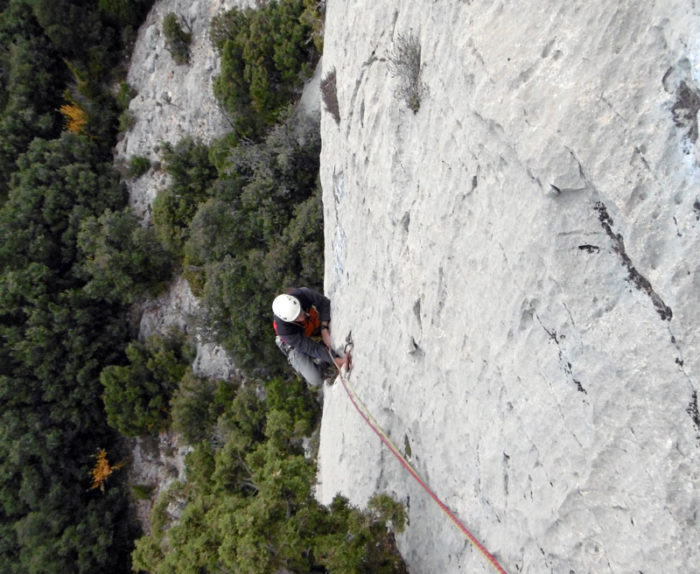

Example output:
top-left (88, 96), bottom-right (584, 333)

top-left (101, 329), bottom-right (195, 436)
top-left (390, 32), bottom-right (425, 113)
top-left (78, 208), bottom-right (173, 304)
top-left (115, 80), bottom-right (136, 110)
top-left (162, 12), bottom-right (191, 65)
top-left (170, 372), bottom-right (240, 444)
top-left (153, 137), bottom-right (217, 256)
top-left (300, 0), bottom-right (326, 53)
top-left (211, 0), bottom-right (320, 137)
top-left (127, 155), bottom-right (151, 178)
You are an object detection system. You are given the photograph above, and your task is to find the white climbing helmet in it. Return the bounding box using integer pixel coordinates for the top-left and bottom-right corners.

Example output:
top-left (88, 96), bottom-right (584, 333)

top-left (273, 294), bottom-right (301, 322)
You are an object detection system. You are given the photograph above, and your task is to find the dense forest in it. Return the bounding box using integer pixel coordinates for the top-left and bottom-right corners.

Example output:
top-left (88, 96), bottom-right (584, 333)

top-left (0, 0), bottom-right (407, 572)
top-left (0, 1), bottom-right (158, 571)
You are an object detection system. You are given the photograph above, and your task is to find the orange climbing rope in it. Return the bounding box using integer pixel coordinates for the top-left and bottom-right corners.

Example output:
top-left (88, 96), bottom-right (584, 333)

top-left (329, 351), bottom-right (508, 574)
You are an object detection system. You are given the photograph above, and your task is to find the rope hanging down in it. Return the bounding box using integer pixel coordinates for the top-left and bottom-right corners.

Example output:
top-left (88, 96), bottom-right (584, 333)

top-left (329, 350), bottom-right (508, 574)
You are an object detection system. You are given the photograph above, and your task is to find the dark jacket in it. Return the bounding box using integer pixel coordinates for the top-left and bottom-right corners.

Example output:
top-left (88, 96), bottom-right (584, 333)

top-left (274, 287), bottom-right (332, 363)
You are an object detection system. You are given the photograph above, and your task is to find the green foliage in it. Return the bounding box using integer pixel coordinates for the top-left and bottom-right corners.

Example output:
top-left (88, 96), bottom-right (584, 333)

top-left (0, 132), bottom-right (126, 271)
top-left (78, 208), bottom-right (173, 304)
top-left (0, 136), bottom-right (138, 573)
top-left (0, 2), bottom-right (160, 572)
top-left (0, 4), bottom-right (66, 200)
top-left (265, 375), bottom-right (319, 437)
top-left (118, 108), bottom-right (136, 134)
top-left (34, 0), bottom-right (112, 62)
top-left (126, 155), bottom-right (151, 178)
top-left (170, 373), bottom-right (240, 444)
top-left (182, 110), bottom-right (322, 372)
top-left (162, 12), bottom-right (191, 65)
top-left (115, 80), bottom-right (136, 111)
top-left (301, 0), bottom-right (325, 53)
top-left (98, 0), bottom-right (143, 30)
top-left (153, 137), bottom-right (217, 256)
top-left (131, 484), bottom-right (155, 500)
top-left (132, 378), bottom-right (406, 573)
top-left (101, 329), bottom-right (195, 437)
top-left (0, 0), bottom-right (154, 200)
top-left (368, 493), bottom-right (407, 533)
top-left (211, 0), bottom-right (320, 137)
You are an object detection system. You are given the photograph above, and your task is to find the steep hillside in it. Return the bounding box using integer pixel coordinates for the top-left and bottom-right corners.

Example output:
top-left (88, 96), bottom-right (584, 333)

top-left (114, 0), bottom-right (245, 530)
top-left (116, 0), bottom-right (251, 220)
top-left (317, 2), bottom-right (700, 572)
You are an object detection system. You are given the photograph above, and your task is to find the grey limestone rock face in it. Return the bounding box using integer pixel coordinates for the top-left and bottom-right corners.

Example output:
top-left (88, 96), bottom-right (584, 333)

top-left (316, 2), bottom-right (700, 573)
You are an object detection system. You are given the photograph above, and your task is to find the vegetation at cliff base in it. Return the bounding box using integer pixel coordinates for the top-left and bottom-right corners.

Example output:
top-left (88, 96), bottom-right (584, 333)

top-left (186, 109), bottom-right (324, 373)
top-left (132, 377), bottom-right (407, 574)
top-left (0, 1), bottom-right (408, 572)
top-left (0, 1), bottom-right (157, 572)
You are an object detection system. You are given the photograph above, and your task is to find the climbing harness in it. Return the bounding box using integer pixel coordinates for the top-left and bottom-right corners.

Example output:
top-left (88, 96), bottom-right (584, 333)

top-left (328, 347), bottom-right (508, 574)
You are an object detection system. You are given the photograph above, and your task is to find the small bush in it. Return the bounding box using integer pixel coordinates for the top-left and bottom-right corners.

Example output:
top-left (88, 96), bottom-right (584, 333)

top-left (78, 209), bottom-right (173, 305)
top-left (131, 484), bottom-right (155, 500)
top-left (127, 155), bottom-right (150, 178)
top-left (118, 109), bottom-right (135, 133)
top-left (100, 329), bottom-right (195, 437)
top-left (389, 32), bottom-right (425, 113)
top-left (153, 137), bottom-right (217, 256)
top-left (116, 81), bottom-right (136, 110)
top-left (321, 69), bottom-right (340, 124)
top-left (171, 373), bottom-right (241, 444)
top-left (78, 208), bottom-right (173, 304)
top-left (163, 12), bottom-right (191, 65)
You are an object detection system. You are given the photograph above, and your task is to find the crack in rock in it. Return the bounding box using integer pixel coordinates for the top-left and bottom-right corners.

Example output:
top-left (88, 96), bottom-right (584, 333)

top-left (594, 202), bottom-right (673, 321)
top-left (503, 452), bottom-right (510, 500)
top-left (536, 315), bottom-right (587, 394)
top-left (687, 391), bottom-right (700, 437)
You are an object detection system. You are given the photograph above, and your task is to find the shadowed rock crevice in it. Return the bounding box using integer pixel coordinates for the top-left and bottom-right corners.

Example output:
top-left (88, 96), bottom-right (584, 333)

top-left (688, 391), bottom-right (700, 436)
top-left (594, 202), bottom-right (673, 321)
top-left (671, 80), bottom-right (700, 144)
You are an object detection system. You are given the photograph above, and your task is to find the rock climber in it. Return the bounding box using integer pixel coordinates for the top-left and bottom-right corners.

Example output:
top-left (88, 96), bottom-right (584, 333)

top-left (272, 287), bottom-right (347, 387)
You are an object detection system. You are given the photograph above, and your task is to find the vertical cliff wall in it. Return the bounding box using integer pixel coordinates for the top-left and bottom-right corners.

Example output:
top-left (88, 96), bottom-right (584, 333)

top-left (317, 2), bottom-right (700, 572)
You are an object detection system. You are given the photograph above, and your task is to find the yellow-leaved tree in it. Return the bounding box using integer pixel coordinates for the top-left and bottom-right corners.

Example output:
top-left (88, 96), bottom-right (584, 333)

top-left (90, 448), bottom-right (124, 492)
top-left (59, 102), bottom-right (88, 134)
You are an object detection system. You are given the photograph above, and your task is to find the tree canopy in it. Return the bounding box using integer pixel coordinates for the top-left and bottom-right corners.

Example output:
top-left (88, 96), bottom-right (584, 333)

top-left (133, 377), bottom-right (407, 573)
top-left (0, 2), bottom-right (157, 571)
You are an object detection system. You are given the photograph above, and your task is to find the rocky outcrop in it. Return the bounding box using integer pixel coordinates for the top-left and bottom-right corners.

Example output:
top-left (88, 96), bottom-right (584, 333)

top-left (116, 0), bottom-right (247, 530)
top-left (317, 2), bottom-right (700, 573)
top-left (115, 0), bottom-right (252, 220)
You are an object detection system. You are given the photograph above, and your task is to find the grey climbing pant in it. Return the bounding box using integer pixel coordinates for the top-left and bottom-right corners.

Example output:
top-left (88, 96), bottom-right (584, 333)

top-left (276, 336), bottom-right (323, 387)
